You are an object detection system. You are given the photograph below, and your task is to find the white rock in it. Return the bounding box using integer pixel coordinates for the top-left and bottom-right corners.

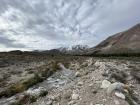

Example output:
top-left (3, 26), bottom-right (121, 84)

top-left (77, 81), bottom-right (84, 86)
top-left (89, 83), bottom-right (93, 87)
top-left (6, 96), bottom-right (17, 104)
top-left (40, 101), bottom-right (46, 105)
top-left (101, 80), bottom-right (111, 89)
top-left (75, 71), bottom-right (81, 77)
top-left (107, 82), bottom-right (124, 96)
top-left (46, 100), bottom-right (53, 105)
top-left (71, 93), bottom-right (79, 100)
top-left (94, 60), bottom-right (100, 66)
top-left (50, 97), bottom-right (55, 101)
top-left (26, 87), bottom-right (47, 96)
top-left (115, 91), bottom-right (125, 99)
top-left (68, 100), bottom-right (76, 105)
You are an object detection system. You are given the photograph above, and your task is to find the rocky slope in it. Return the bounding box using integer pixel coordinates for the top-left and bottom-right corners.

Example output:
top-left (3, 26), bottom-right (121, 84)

top-left (30, 58), bottom-right (140, 105)
top-left (88, 24), bottom-right (140, 54)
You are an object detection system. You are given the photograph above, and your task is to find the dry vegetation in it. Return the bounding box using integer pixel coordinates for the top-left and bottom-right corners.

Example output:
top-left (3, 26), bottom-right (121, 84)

top-left (0, 52), bottom-right (140, 105)
top-left (0, 52), bottom-right (86, 105)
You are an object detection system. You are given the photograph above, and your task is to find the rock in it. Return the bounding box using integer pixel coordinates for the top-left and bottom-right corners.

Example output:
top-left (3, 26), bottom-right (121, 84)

top-left (102, 72), bottom-right (108, 77)
top-left (77, 81), bottom-right (84, 86)
top-left (75, 71), bottom-right (81, 77)
top-left (114, 100), bottom-right (120, 105)
top-left (89, 68), bottom-right (95, 71)
top-left (107, 82), bottom-right (124, 96)
top-left (92, 89), bottom-right (98, 94)
top-left (94, 60), bottom-right (100, 67)
top-left (18, 94), bottom-right (26, 101)
top-left (89, 83), bottom-right (94, 87)
top-left (6, 96), bottom-right (17, 104)
top-left (71, 93), bottom-right (79, 100)
top-left (90, 102), bottom-right (93, 105)
top-left (49, 95), bottom-right (57, 101)
top-left (115, 91), bottom-right (125, 99)
top-left (26, 87), bottom-right (47, 97)
top-left (101, 80), bottom-right (111, 89)
top-left (40, 101), bottom-right (46, 105)
top-left (46, 100), bottom-right (53, 105)
top-left (63, 91), bottom-right (72, 100)
top-left (103, 99), bottom-right (107, 102)
top-left (68, 100), bottom-right (76, 105)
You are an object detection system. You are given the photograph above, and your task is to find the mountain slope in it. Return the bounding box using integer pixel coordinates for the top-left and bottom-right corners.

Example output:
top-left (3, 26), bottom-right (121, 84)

top-left (90, 24), bottom-right (140, 54)
top-left (61, 45), bottom-right (89, 55)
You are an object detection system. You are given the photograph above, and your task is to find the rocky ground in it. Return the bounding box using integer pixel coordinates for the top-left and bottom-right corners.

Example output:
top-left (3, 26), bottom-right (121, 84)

top-left (0, 54), bottom-right (140, 105)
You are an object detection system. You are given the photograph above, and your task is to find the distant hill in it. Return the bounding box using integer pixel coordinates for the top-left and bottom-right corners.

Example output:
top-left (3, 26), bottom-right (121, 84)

top-left (41, 49), bottom-right (63, 55)
top-left (88, 24), bottom-right (140, 55)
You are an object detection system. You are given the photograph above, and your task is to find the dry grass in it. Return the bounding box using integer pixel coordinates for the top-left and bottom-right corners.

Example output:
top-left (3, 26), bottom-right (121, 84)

top-left (0, 73), bottom-right (43, 97)
top-left (0, 61), bottom-right (61, 98)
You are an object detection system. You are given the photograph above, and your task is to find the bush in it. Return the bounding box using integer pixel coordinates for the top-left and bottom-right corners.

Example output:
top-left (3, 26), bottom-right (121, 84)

top-left (51, 61), bottom-right (60, 71)
top-left (11, 94), bottom-right (37, 105)
top-left (23, 73), bottom-right (43, 88)
top-left (39, 90), bottom-right (48, 97)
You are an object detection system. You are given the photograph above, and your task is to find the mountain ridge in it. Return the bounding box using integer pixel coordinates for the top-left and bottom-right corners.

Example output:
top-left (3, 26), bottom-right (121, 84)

top-left (88, 23), bottom-right (140, 55)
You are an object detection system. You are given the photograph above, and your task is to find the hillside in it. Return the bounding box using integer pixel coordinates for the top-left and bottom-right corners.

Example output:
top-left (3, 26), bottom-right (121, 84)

top-left (89, 24), bottom-right (140, 54)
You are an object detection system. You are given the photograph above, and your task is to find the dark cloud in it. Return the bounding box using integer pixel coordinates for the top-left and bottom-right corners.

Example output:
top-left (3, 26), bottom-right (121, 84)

top-left (0, 35), bottom-right (25, 48)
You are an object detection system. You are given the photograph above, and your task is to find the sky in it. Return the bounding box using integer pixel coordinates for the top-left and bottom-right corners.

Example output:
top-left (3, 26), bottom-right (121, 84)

top-left (0, 0), bottom-right (140, 51)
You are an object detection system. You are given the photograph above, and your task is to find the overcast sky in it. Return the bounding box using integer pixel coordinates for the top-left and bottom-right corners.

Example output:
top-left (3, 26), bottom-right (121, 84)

top-left (0, 0), bottom-right (140, 51)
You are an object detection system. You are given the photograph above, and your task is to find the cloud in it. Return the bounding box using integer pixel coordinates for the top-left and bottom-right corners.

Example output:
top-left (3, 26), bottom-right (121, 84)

top-left (0, 35), bottom-right (27, 51)
top-left (0, 35), bottom-right (25, 48)
top-left (0, 0), bottom-right (140, 51)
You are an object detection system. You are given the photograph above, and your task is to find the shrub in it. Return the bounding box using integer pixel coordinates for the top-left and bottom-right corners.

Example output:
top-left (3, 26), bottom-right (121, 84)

top-left (39, 90), bottom-right (48, 97)
top-left (28, 70), bottom-right (34, 74)
top-left (22, 73), bottom-right (43, 89)
top-left (51, 61), bottom-right (60, 71)
top-left (11, 94), bottom-right (37, 105)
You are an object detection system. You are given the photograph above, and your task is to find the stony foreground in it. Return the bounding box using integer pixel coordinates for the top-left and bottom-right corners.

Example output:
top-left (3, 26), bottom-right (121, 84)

top-left (0, 56), bottom-right (140, 105)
